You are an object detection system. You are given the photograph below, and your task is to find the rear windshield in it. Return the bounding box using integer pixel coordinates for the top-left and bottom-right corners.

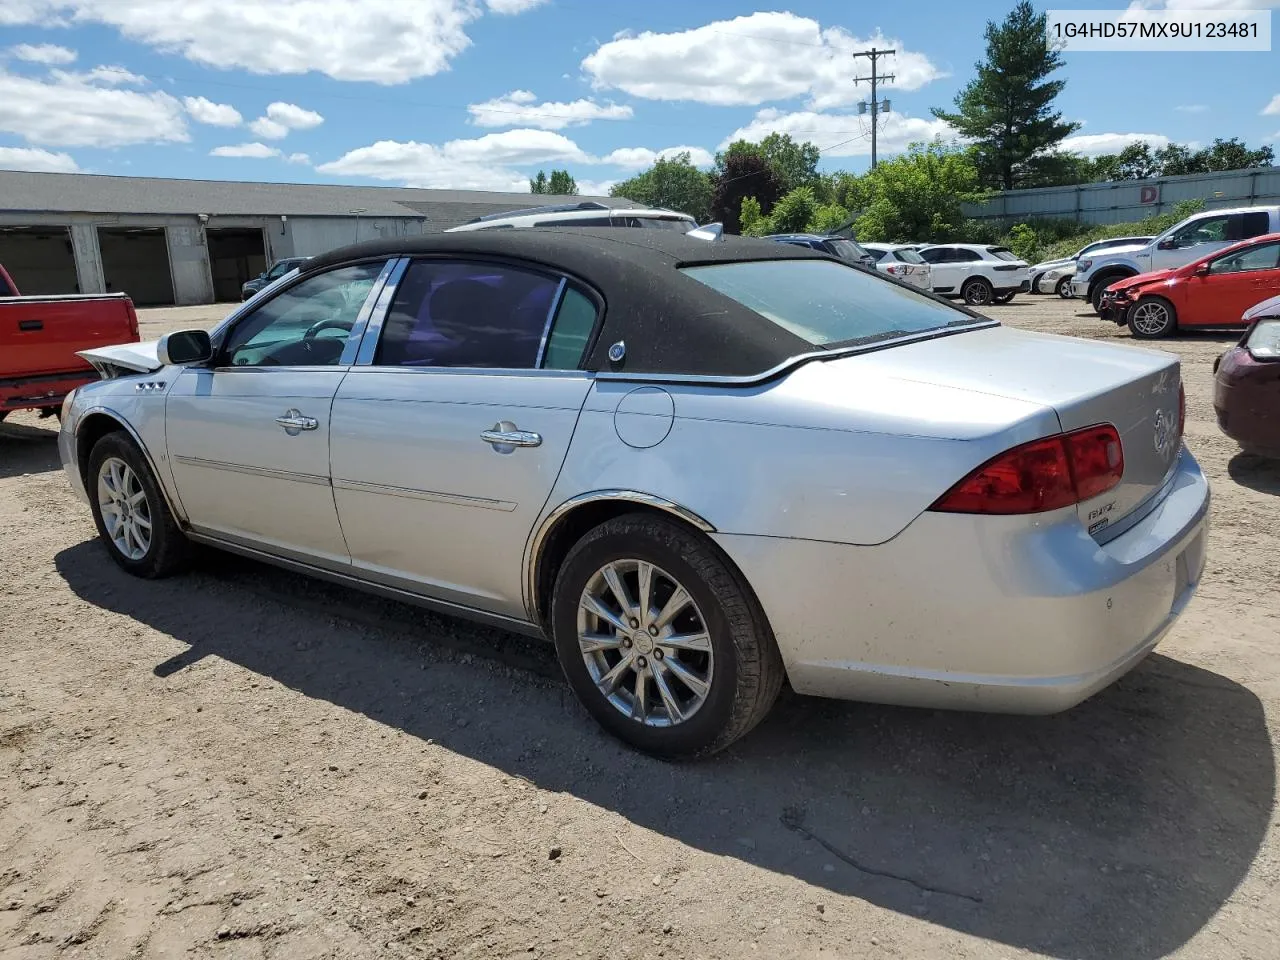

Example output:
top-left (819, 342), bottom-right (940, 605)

top-left (893, 248), bottom-right (925, 264)
top-left (637, 216), bottom-right (698, 231)
top-left (987, 246), bottom-right (1020, 261)
top-left (681, 259), bottom-right (983, 348)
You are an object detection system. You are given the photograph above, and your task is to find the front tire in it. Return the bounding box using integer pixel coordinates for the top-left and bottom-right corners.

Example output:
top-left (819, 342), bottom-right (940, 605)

top-left (993, 291), bottom-right (1016, 304)
top-left (1056, 276), bottom-right (1072, 298)
top-left (961, 277), bottom-right (994, 306)
top-left (88, 432), bottom-right (192, 578)
top-left (1127, 296), bottom-right (1178, 339)
top-left (550, 513), bottom-right (784, 759)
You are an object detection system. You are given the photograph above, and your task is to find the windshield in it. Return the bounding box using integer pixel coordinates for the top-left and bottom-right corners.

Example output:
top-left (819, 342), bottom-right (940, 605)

top-left (681, 259), bottom-right (984, 349)
top-left (893, 248), bottom-right (925, 264)
top-left (825, 238), bottom-right (871, 261)
top-left (987, 247), bottom-right (1021, 262)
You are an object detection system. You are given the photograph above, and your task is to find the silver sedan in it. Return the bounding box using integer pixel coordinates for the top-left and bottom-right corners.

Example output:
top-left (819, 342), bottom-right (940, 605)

top-left (59, 228), bottom-right (1210, 758)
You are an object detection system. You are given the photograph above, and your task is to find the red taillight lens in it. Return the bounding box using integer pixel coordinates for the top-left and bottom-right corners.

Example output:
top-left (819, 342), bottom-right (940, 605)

top-left (931, 424), bottom-right (1124, 515)
top-left (885, 264), bottom-right (899, 274)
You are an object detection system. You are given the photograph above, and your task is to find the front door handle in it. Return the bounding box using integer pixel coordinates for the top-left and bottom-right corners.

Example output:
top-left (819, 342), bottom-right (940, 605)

top-left (275, 409), bottom-right (318, 435)
top-left (481, 421), bottom-right (542, 451)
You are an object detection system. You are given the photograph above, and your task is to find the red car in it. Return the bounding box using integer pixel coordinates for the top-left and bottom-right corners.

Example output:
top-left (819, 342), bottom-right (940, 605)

top-left (1099, 232), bottom-right (1280, 339)
top-left (1213, 295), bottom-right (1280, 458)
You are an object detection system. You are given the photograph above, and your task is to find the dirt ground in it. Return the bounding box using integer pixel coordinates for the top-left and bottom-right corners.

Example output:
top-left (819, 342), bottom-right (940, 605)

top-left (2, 295), bottom-right (1278, 960)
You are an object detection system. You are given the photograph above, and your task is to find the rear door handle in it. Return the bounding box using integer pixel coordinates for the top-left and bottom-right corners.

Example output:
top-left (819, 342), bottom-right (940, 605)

top-left (275, 409), bottom-right (318, 434)
top-left (481, 421), bottom-right (542, 450)
top-left (18, 319), bottom-right (42, 332)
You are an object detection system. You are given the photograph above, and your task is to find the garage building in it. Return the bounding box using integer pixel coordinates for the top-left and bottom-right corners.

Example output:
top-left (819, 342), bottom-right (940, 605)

top-left (0, 171), bottom-right (629, 305)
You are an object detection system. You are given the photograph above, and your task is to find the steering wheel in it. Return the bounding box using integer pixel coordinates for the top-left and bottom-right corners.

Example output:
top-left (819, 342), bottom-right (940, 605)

top-left (303, 317), bottom-right (354, 340)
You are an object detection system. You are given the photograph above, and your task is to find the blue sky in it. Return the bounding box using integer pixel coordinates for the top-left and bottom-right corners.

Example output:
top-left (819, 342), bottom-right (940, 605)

top-left (1, 0), bottom-right (1277, 195)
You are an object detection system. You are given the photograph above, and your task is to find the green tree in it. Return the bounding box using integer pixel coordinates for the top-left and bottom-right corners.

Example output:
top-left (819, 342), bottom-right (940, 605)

top-left (610, 152), bottom-right (713, 222)
top-left (766, 186), bottom-right (821, 234)
top-left (852, 141), bottom-right (988, 242)
top-left (711, 150), bottom-right (784, 233)
top-left (739, 197), bottom-right (767, 236)
top-left (932, 1), bottom-right (1079, 190)
top-left (548, 169), bottom-right (578, 195)
top-left (529, 170), bottom-right (549, 194)
top-left (757, 133), bottom-right (822, 193)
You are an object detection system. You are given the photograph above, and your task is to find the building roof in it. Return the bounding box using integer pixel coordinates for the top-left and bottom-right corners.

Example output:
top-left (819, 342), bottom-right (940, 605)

top-left (0, 170), bottom-right (632, 227)
top-left (303, 227), bottom-right (836, 377)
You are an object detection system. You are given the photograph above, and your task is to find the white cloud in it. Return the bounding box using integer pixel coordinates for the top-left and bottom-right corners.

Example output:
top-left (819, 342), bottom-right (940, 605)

top-left (249, 101), bottom-right (324, 139)
top-left (1174, 104), bottom-right (1208, 113)
top-left (7, 43), bottom-right (77, 64)
top-left (1060, 132), bottom-right (1172, 156)
top-left (602, 145), bottom-right (714, 169)
top-left (318, 129), bottom-right (590, 191)
top-left (1, 0), bottom-right (539, 85)
top-left (0, 66), bottom-right (187, 147)
top-left (1264, 94), bottom-right (1280, 115)
top-left (582, 12), bottom-right (942, 109)
top-left (720, 108), bottom-right (955, 158)
top-left (264, 101), bottom-right (323, 130)
top-left (287, 152), bottom-right (310, 164)
top-left (249, 117), bottom-right (289, 139)
top-left (184, 95), bottom-right (242, 127)
top-left (485, 0), bottom-right (548, 12)
top-left (468, 89), bottom-right (633, 130)
top-left (0, 145), bottom-right (79, 172)
top-left (53, 64), bottom-right (146, 86)
top-left (210, 142), bottom-right (281, 158)
top-left (575, 178), bottom-right (617, 197)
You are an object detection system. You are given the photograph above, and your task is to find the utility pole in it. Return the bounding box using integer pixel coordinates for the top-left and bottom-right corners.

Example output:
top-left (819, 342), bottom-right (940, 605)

top-left (852, 47), bottom-right (895, 168)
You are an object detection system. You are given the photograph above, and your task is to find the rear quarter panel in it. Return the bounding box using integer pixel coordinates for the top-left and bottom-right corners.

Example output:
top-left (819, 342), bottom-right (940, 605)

top-left (546, 361), bottom-right (1061, 546)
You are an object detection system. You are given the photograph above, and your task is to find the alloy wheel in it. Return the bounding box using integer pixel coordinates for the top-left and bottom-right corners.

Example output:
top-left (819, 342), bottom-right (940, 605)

top-left (576, 559), bottom-right (714, 727)
top-left (97, 456), bottom-right (152, 561)
top-left (1130, 301), bottom-right (1172, 336)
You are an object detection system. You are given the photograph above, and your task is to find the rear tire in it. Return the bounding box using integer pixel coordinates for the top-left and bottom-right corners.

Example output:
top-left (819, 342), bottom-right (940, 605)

top-left (993, 291), bottom-right (1016, 304)
top-left (550, 513), bottom-right (784, 759)
top-left (87, 432), bottom-right (192, 578)
top-left (1055, 276), bottom-right (1072, 298)
top-left (1127, 296), bottom-right (1178, 339)
top-left (961, 277), bottom-right (994, 306)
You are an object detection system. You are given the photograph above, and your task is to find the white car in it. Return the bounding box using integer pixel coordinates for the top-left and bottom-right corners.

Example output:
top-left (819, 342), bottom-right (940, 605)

top-left (1030, 237), bottom-right (1154, 296)
top-left (916, 244), bottom-right (1031, 306)
top-left (861, 243), bottom-right (933, 291)
top-left (448, 201), bottom-right (697, 232)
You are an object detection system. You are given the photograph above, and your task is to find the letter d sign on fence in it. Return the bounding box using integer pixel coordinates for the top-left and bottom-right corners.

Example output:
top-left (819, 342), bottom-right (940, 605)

top-left (1139, 185), bottom-right (1160, 205)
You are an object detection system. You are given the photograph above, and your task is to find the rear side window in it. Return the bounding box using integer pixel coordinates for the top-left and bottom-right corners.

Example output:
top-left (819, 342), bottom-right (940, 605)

top-left (681, 259), bottom-right (981, 349)
top-left (534, 217), bottom-right (613, 227)
top-left (986, 247), bottom-right (1020, 261)
top-left (1236, 211), bottom-right (1272, 240)
top-left (542, 287), bottom-right (598, 370)
top-left (377, 260), bottom-right (563, 368)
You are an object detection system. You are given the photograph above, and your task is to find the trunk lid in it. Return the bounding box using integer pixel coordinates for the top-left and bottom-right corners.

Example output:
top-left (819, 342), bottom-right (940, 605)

top-left (836, 325), bottom-right (1183, 534)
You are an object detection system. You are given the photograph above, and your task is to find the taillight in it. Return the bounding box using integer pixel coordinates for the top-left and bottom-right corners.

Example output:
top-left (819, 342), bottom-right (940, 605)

top-left (127, 303), bottom-right (140, 339)
top-left (931, 424), bottom-right (1124, 515)
top-left (885, 264), bottom-right (899, 274)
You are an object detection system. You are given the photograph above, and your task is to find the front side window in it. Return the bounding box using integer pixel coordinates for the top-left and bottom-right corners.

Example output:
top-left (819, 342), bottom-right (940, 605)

top-left (1208, 241), bottom-right (1280, 275)
top-left (1173, 215), bottom-right (1230, 247)
top-left (918, 247), bottom-right (948, 263)
top-left (222, 262), bottom-right (384, 367)
top-left (376, 260), bottom-right (584, 369)
top-left (681, 259), bottom-right (983, 349)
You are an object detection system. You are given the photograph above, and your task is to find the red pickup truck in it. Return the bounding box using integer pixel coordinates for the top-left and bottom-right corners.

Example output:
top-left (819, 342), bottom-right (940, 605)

top-left (1, 263), bottom-right (140, 421)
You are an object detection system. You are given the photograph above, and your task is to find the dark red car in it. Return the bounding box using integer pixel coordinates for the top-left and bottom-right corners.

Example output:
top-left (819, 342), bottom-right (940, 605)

top-left (1213, 295), bottom-right (1280, 458)
top-left (1099, 232), bottom-right (1280, 339)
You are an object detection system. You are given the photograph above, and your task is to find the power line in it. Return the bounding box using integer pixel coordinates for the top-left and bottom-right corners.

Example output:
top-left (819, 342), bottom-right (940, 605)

top-left (851, 47), bottom-right (895, 169)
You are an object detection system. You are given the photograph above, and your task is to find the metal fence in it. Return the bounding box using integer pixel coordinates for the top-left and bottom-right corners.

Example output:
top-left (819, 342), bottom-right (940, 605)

top-left (961, 166), bottom-right (1280, 225)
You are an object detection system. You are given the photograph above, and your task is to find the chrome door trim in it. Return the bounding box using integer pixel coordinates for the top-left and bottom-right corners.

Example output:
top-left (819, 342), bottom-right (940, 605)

top-left (332, 477), bottom-right (516, 511)
top-left (74, 404), bottom-right (190, 524)
top-left (172, 454), bottom-right (330, 486)
top-left (338, 258), bottom-right (400, 365)
top-left (185, 528), bottom-right (545, 639)
top-left (353, 257), bottom-right (410, 366)
top-left (534, 277), bottom-right (568, 369)
top-left (523, 490), bottom-right (717, 623)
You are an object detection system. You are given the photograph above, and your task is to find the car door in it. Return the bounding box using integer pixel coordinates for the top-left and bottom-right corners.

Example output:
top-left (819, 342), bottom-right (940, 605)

top-left (165, 260), bottom-right (390, 566)
top-left (329, 258), bottom-right (599, 620)
top-left (919, 247), bottom-right (958, 294)
top-left (1188, 240), bottom-right (1280, 326)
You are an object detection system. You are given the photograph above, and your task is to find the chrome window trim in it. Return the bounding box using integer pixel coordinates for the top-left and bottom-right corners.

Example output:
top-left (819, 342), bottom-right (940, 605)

top-left (534, 277), bottom-right (568, 369)
top-left (523, 490), bottom-right (716, 623)
top-left (339, 366), bottom-right (592, 381)
top-left (338, 258), bottom-right (400, 365)
top-left (353, 257), bottom-right (410, 366)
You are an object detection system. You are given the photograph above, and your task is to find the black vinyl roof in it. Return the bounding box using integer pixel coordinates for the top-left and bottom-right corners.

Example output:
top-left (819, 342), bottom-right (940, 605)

top-left (304, 229), bottom-right (839, 377)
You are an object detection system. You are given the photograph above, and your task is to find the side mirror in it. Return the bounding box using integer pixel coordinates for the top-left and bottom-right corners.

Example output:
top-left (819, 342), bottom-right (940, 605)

top-left (1194, 262), bottom-right (1211, 276)
top-left (1156, 238), bottom-right (1176, 251)
top-left (157, 329), bottom-right (213, 366)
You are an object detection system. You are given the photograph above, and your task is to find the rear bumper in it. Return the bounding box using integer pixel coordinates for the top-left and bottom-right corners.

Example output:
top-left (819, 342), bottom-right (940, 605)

top-left (1, 371), bottom-right (96, 412)
top-left (715, 448), bottom-right (1209, 714)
